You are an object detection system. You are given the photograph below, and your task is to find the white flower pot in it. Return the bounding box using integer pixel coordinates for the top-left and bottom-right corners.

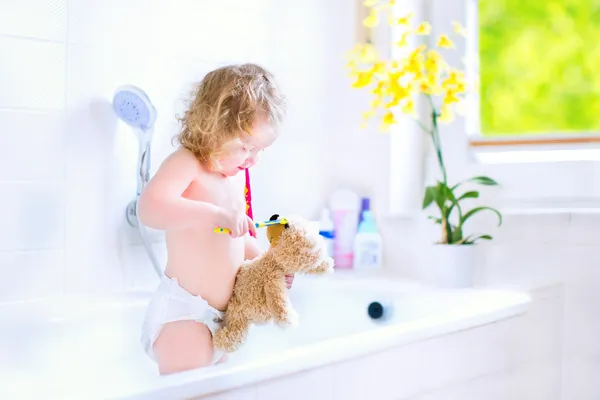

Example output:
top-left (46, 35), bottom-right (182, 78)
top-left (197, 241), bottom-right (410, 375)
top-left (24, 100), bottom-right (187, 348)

top-left (428, 244), bottom-right (478, 288)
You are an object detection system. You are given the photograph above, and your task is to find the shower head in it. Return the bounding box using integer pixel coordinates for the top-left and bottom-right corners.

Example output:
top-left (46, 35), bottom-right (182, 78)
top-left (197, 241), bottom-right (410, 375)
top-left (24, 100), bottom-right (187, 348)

top-left (112, 85), bottom-right (157, 134)
top-left (113, 85), bottom-right (157, 198)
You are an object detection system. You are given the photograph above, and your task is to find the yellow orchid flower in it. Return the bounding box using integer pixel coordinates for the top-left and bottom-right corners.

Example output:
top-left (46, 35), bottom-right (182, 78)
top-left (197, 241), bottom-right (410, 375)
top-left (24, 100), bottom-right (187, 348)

top-left (402, 98), bottom-right (417, 117)
top-left (363, 0), bottom-right (379, 7)
top-left (416, 22), bottom-right (431, 35)
top-left (391, 84), bottom-right (412, 104)
top-left (370, 96), bottom-right (382, 109)
top-left (439, 104), bottom-right (454, 123)
top-left (372, 81), bottom-right (385, 96)
top-left (443, 90), bottom-right (460, 105)
top-left (437, 34), bottom-right (455, 49)
top-left (380, 112), bottom-right (397, 131)
top-left (362, 108), bottom-right (376, 121)
top-left (409, 44), bottom-right (427, 58)
top-left (352, 71), bottom-right (373, 88)
top-left (396, 30), bottom-right (411, 47)
top-left (385, 97), bottom-right (400, 108)
top-left (452, 21), bottom-right (467, 37)
top-left (372, 61), bottom-right (386, 75)
top-left (346, 59), bottom-right (357, 73)
top-left (363, 9), bottom-right (379, 28)
top-left (425, 51), bottom-right (442, 75)
top-left (419, 79), bottom-right (433, 95)
top-left (396, 13), bottom-right (413, 25)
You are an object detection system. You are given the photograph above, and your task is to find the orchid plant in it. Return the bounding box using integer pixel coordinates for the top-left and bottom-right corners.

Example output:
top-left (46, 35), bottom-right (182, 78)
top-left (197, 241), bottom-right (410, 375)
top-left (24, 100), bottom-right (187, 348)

top-left (346, 1), bottom-right (502, 245)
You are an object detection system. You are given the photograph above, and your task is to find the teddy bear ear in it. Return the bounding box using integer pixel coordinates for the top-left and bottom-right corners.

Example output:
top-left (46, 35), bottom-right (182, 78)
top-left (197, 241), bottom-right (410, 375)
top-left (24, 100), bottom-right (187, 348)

top-left (270, 213), bottom-right (289, 229)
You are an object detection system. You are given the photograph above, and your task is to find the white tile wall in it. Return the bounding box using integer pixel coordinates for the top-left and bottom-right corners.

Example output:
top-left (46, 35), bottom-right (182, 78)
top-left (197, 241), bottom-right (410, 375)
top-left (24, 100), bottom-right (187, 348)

top-left (0, 37), bottom-right (66, 110)
top-left (0, 250), bottom-right (65, 301)
top-left (0, 110), bottom-right (66, 181)
top-left (0, 183), bottom-right (65, 252)
top-left (0, 0), bottom-right (66, 41)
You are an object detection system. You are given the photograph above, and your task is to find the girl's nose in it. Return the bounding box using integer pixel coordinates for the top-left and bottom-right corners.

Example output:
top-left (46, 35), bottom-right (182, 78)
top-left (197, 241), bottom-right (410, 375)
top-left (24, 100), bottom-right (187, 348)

top-left (246, 154), bottom-right (260, 168)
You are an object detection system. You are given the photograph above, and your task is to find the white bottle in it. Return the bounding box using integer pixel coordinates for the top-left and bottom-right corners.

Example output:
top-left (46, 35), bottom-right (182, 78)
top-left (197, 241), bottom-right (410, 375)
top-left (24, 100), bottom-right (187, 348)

top-left (318, 208), bottom-right (335, 258)
top-left (353, 210), bottom-right (383, 271)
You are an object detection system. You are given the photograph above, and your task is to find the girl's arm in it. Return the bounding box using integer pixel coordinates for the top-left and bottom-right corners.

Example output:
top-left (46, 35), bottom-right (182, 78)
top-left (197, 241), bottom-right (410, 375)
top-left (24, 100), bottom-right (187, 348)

top-left (137, 149), bottom-right (221, 231)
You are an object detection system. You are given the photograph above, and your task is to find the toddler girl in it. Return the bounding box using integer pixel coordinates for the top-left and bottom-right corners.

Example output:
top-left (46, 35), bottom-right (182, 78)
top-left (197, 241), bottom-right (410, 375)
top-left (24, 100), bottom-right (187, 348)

top-left (138, 63), bottom-right (291, 375)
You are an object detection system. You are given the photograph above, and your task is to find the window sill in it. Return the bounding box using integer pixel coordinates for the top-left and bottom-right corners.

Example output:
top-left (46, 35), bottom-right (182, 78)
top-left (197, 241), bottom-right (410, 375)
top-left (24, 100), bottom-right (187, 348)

top-left (468, 134), bottom-right (600, 164)
top-left (471, 148), bottom-right (600, 164)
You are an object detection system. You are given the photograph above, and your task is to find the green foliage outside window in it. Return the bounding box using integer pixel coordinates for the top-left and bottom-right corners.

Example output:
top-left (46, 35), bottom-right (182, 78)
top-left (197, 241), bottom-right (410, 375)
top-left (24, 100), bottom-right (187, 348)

top-left (479, 0), bottom-right (600, 136)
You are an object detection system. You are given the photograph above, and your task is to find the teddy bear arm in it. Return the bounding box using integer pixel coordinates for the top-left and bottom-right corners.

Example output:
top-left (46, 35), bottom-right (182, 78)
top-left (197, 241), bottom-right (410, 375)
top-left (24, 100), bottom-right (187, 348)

top-left (308, 257), bottom-right (335, 275)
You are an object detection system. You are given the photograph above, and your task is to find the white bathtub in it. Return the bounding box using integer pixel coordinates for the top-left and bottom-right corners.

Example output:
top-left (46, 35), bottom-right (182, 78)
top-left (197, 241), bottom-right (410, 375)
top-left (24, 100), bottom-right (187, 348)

top-left (0, 274), bottom-right (530, 400)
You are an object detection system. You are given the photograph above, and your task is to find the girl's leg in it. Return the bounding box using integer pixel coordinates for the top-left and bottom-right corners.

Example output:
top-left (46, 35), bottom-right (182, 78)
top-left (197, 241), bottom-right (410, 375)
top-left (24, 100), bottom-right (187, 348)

top-left (153, 320), bottom-right (215, 375)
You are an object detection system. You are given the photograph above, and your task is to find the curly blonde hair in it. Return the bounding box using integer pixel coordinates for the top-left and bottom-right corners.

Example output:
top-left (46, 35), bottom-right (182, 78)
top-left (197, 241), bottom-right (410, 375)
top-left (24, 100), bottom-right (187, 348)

top-left (175, 63), bottom-right (286, 166)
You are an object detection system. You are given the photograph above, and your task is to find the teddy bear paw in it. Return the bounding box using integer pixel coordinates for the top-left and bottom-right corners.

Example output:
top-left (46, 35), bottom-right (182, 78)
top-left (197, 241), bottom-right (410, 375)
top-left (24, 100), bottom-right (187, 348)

top-left (277, 307), bottom-right (299, 328)
top-left (286, 308), bottom-right (300, 328)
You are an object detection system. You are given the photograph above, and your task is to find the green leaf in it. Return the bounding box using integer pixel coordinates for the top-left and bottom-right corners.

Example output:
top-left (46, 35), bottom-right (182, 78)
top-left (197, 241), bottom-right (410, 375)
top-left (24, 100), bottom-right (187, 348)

top-left (474, 234), bottom-right (493, 241)
top-left (435, 182), bottom-right (448, 210)
top-left (422, 186), bottom-right (437, 209)
top-left (469, 176), bottom-right (499, 186)
top-left (451, 176), bottom-right (499, 191)
top-left (457, 191), bottom-right (479, 201)
top-left (463, 234), bottom-right (493, 245)
top-left (450, 226), bottom-right (463, 243)
top-left (460, 206), bottom-right (503, 227)
top-left (427, 216), bottom-right (442, 224)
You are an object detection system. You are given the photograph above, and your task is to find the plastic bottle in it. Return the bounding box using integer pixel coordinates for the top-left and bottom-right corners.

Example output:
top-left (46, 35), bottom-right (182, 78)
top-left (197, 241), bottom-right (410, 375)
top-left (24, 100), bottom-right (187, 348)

top-left (329, 189), bottom-right (360, 268)
top-left (358, 197), bottom-right (371, 225)
top-left (352, 209), bottom-right (383, 271)
top-left (318, 208), bottom-right (335, 258)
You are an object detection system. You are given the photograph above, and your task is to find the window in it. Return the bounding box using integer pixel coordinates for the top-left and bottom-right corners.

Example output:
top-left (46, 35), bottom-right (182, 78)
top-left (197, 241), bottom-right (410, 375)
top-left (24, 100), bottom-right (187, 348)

top-left (386, 0), bottom-right (600, 216)
top-left (478, 0), bottom-right (600, 137)
top-left (395, 0), bottom-right (600, 212)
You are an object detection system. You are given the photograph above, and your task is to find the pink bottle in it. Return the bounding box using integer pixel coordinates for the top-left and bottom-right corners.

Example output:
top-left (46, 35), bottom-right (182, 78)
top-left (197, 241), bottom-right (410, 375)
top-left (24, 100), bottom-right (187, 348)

top-left (329, 189), bottom-right (360, 269)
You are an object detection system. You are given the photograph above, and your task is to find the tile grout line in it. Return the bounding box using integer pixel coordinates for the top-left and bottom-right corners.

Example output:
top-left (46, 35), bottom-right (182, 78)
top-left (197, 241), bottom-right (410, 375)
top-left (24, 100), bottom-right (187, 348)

top-left (63, 0), bottom-right (70, 298)
top-left (0, 33), bottom-right (64, 45)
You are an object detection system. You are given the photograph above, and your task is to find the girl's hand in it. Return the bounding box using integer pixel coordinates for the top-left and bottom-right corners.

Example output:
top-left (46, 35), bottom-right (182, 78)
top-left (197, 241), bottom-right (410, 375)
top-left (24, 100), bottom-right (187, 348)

top-left (216, 209), bottom-right (257, 238)
top-left (285, 274), bottom-right (295, 289)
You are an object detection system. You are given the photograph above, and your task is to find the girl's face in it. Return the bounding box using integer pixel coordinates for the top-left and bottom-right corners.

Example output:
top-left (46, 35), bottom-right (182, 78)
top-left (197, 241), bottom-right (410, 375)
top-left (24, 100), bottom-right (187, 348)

top-left (216, 117), bottom-right (279, 177)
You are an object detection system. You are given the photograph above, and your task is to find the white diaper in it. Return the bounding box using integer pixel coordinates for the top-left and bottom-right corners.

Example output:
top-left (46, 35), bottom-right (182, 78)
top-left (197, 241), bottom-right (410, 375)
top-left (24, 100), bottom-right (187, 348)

top-left (140, 274), bottom-right (225, 365)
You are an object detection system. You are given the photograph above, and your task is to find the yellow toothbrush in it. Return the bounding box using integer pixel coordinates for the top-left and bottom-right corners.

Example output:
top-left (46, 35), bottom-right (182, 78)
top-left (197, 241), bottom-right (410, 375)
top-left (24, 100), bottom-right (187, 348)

top-left (214, 218), bottom-right (288, 234)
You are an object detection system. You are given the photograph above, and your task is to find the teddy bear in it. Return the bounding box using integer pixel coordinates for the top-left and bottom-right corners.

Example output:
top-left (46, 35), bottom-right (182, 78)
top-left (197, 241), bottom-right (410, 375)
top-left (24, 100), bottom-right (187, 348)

top-left (212, 214), bottom-right (334, 353)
